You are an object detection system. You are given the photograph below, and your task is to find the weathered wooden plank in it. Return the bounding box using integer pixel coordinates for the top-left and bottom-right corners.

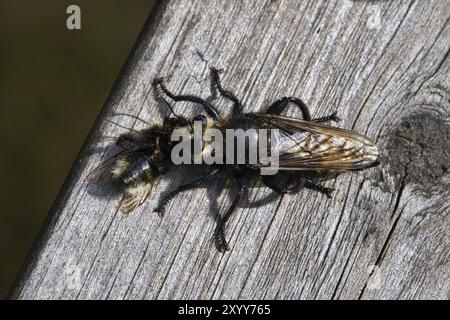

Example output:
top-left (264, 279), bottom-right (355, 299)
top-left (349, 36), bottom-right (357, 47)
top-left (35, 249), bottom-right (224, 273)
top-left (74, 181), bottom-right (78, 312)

top-left (10, 0), bottom-right (450, 299)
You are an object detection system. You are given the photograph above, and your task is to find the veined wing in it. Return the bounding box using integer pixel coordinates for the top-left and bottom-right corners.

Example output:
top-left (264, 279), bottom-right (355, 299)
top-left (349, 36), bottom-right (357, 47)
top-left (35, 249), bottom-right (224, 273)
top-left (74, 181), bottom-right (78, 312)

top-left (248, 113), bottom-right (378, 171)
top-left (89, 150), bottom-right (153, 213)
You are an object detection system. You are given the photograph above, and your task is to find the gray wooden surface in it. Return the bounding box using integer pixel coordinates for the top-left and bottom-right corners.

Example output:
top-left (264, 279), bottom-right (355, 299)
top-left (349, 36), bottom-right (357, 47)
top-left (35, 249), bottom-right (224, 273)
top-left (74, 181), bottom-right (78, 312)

top-left (10, 0), bottom-right (450, 299)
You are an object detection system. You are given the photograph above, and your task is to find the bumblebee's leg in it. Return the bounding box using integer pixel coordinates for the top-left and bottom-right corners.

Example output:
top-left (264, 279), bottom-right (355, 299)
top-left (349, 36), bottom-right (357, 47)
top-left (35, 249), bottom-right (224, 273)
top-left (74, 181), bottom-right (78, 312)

top-left (153, 78), bottom-right (220, 120)
top-left (351, 160), bottom-right (380, 170)
top-left (265, 97), bottom-right (312, 121)
top-left (153, 168), bottom-right (220, 217)
top-left (215, 171), bottom-right (248, 252)
top-left (210, 67), bottom-right (244, 115)
top-left (304, 179), bottom-right (334, 198)
top-left (215, 189), bottom-right (243, 252)
top-left (261, 176), bottom-right (301, 194)
top-left (312, 111), bottom-right (341, 123)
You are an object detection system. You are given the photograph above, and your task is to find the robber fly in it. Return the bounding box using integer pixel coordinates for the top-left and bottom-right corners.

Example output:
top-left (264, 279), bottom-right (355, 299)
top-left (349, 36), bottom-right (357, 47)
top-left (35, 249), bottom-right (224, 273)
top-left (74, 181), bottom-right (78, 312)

top-left (91, 67), bottom-right (379, 252)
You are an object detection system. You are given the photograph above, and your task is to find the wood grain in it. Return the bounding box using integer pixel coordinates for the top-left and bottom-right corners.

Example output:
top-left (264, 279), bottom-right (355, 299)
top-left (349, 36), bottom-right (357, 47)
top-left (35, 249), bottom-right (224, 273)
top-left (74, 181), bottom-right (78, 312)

top-left (10, 0), bottom-right (450, 299)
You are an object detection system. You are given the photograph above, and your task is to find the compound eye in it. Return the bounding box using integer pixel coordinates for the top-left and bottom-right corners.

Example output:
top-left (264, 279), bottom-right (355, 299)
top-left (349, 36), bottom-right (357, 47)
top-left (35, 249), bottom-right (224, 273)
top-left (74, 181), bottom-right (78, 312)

top-left (192, 114), bottom-right (208, 127)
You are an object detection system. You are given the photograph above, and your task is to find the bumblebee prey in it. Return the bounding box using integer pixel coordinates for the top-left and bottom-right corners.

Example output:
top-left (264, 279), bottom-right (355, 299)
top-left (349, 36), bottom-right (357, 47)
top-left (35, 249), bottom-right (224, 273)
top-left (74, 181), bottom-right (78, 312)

top-left (91, 67), bottom-right (379, 252)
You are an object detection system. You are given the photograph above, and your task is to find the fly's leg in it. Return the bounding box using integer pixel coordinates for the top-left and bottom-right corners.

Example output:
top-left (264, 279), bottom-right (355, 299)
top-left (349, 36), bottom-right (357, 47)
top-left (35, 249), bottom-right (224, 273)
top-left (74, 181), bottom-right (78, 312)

top-left (261, 176), bottom-right (301, 194)
top-left (263, 176), bottom-right (333, 198)
top-left (266, 97), bottom-right (312, 121)
top-left (312, 111), bottom-right (341, 123)
top-left (153, 77), bottom-right (220, 120)
top-left (210, 67), bottom-right (244, 115)
top-left (304, 179), bottom-right (334, 198)
top-left (267, 97), bottom-right (340, 123)
top-left (351, 160), bottom-right (380, 170)
top-left (215, 170), bottom-right (248, 252)
top-left (153, 180), bottom-right (204, 218)
top-left (215, 189), bottom-right (243, 252)
top-left (153, 168), bottom-right (220, 217)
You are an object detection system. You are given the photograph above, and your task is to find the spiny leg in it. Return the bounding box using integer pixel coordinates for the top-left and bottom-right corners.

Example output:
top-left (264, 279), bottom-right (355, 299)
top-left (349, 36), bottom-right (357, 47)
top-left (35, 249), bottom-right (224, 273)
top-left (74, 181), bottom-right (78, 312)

top-left (215, 171), bottom-right (248, 252)
top-left (210, 67), bottom-right (244, 115)
top-left (153, 77), bottom-right (220, 120)
top-left (215, 192), bottom-right (244, 252)
top-left (263, 175), bottom-right (333, 198)
top-left (153, 168), bottom-right (220, 217)
top-left (313, 111), bottom-right (341, 123)
top-left (266, 97), bottom-right (312, 121)
top-left (304, 179), bottom-right (334, 198)
top-left (261, 175), bottom-right (301, 194)
top-left (348, 160), bottom-right (380, 172)
top-left (215, 190), bottom-right (243, 252)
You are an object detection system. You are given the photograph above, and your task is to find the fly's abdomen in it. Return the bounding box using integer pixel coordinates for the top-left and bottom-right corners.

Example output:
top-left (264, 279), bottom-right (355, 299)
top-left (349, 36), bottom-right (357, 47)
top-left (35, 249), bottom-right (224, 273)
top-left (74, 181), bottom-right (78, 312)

top-left (122, 158), bottom-right (151, 184)
top-left (109, 151), bottom-right (153, 185)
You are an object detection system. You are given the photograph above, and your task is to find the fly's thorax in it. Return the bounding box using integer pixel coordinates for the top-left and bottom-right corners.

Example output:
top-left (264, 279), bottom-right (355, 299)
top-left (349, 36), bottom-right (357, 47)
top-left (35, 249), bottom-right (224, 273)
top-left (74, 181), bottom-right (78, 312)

top-left (168, 114), bottom-right (277, 166)
top-left (221, 120), bottom-right (276, 166)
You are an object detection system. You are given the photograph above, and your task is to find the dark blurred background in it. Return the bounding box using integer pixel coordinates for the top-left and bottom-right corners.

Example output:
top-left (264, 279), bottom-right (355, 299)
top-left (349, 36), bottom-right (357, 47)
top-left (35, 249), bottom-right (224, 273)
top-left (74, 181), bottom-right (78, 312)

top-left (0, 0), bottom-right (155, 298)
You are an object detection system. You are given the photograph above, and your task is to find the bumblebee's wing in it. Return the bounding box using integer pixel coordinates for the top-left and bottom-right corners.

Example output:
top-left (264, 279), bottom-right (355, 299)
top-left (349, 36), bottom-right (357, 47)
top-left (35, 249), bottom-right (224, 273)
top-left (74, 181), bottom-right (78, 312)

top-left (248, 114), bottom-right (378, 171)
top-left (89, 150), bottom-right (153, 213)
top-left (121, 180), bottom-right (153, 214)
top-left (88, 150), bottom-right (134, 182)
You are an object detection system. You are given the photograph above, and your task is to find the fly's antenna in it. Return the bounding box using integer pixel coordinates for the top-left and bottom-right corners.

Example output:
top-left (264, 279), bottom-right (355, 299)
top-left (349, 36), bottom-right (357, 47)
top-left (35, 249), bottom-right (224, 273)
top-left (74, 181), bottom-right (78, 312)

top-left (104, 119), bottom-right (140, 133)
top-left (111, 113), bottom-right (149, 125)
